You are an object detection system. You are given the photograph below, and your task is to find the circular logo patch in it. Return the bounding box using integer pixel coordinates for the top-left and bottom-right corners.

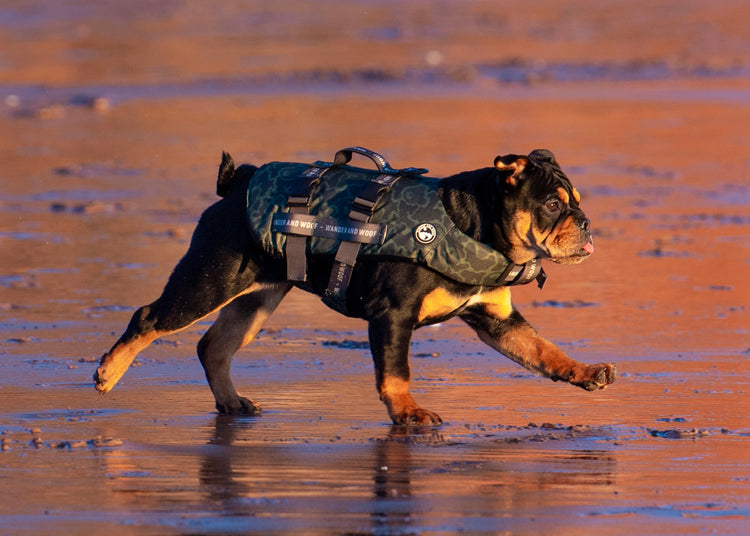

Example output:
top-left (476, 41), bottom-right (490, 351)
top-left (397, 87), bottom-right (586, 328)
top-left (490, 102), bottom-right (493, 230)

top-left (414, 223), bottom-right (437, 244)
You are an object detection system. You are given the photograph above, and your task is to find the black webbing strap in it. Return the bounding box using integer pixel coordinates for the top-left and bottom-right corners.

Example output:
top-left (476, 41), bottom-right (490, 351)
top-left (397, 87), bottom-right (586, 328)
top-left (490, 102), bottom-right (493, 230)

top-left (324, 172), bottom-right (402, 303)
top-left (280, 148), bottom-right (429, 295)
top-left (497, 258), bottom-right (548, 289)
top-left (284, 166), bottom-right (328, 281)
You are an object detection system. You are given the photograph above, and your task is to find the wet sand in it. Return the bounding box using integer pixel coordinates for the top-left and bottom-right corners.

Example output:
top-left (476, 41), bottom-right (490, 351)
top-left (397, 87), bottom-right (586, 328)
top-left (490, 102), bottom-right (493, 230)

top-left (1, 1), bottom-right (749, 534)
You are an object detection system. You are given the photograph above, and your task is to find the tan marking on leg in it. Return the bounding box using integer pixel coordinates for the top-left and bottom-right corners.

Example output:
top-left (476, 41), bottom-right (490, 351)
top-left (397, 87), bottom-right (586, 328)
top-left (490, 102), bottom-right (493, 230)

top-left (95, 282), bottom-right (274, 394)
top-left (418, 287), bottom-right (467, 323)
top-left (474, 322), bottom-right (614, 390)
top-left (380, 376), bottom-right (412, 405)
top-left (95, 331), bottom-right (163, 393)
top-left (380, 375), bottom-right (441, 425)
top-left (474, 323), bottom-right (581, 380)
top-left (380, 376), bottom-right (415, 422)
top-left (473, 286), bottom-right (513, 319)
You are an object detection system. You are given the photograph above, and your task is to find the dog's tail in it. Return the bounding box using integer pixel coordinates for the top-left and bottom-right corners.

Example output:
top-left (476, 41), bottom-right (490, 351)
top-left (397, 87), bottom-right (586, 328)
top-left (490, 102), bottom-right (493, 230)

top-left (216, 151), bottom-right (257, 198)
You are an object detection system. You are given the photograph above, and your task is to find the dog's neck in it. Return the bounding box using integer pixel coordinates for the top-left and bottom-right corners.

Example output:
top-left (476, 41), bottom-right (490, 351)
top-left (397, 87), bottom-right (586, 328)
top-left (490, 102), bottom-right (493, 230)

top-left (438, 167), bottom-right (511, 254)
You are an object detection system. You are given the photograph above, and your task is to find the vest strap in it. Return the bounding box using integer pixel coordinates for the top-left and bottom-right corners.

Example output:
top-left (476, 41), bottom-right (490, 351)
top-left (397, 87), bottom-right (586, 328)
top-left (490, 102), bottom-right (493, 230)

top-left (323, 172), bottom-right (402, 306)
top-left (271, 213), bottom-right (386, 244)
top-left (284, 166), bottom-right (328, 281)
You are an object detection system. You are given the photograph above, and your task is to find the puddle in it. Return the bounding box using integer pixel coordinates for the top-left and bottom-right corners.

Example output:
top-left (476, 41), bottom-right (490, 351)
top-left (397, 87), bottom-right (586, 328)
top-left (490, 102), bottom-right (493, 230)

top-left (531, 299), bottom-right (600, 308)
top-left (11, 407), bottom-right (131, 423)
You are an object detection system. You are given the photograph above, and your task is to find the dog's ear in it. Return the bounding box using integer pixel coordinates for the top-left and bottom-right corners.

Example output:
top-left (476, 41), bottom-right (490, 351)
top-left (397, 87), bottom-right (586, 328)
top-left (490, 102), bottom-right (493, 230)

top-left (494, 154), bottom-right (529, 187)
top-left (528, 149), bottom-right (558, 167)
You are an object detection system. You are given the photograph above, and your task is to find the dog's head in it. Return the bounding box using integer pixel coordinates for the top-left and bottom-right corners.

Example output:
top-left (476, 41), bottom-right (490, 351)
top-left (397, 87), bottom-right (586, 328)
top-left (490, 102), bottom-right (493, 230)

top-left (494, 149), bottom-right (594, 265)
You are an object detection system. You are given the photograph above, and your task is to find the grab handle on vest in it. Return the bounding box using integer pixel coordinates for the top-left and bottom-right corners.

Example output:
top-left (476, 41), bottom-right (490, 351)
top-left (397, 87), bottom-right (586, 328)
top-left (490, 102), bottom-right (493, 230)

top-left (331, 146), bottom-right (430, 176)
top-left (333, 146), bottom-right (394, 174)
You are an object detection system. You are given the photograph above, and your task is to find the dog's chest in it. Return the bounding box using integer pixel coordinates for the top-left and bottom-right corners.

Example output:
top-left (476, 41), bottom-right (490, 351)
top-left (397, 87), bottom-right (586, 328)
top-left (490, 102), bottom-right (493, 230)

top-left (417, 286), bottom-right (513, 324)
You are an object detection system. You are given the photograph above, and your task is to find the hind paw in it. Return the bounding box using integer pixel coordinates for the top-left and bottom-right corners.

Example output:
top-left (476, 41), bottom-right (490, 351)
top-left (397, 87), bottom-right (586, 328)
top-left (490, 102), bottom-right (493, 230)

top-left (216, 396), bottom-right (262, 415)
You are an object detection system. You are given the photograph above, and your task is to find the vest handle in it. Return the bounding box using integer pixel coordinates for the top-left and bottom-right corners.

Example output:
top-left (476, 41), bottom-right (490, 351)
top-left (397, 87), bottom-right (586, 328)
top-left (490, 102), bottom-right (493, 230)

top-left (330, 146), bottom-right (428, 176)
top-left (333, 146), bottom-right (393, 173)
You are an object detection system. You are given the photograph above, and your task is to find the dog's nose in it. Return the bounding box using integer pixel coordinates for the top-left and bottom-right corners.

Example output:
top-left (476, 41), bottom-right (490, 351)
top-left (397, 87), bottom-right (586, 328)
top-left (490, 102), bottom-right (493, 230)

top-left (580, 218), bottom-right (591, 232)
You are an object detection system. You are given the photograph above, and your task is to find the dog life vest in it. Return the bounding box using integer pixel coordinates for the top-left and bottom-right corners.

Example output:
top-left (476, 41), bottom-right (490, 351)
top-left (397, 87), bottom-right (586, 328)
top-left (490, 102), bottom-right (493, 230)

top-left (246, 147), bottom-right (545, 314)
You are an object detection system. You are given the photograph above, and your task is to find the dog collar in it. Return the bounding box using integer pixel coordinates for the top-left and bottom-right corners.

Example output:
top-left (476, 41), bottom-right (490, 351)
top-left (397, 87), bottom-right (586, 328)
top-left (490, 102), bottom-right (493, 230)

top-left (498, 258), bottom-right (547, 289)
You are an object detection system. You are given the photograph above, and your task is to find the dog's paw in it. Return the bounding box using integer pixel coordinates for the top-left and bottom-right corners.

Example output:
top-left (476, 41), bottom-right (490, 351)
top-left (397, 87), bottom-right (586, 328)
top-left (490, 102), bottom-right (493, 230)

top-left (216, 396), bottom-right (262, 415)
top-left (391, 407), bottom-right (443, 426)
top-left (577, 363), bottom-right (616, 391)
top-left (93, 365), bottom-right (117, 393)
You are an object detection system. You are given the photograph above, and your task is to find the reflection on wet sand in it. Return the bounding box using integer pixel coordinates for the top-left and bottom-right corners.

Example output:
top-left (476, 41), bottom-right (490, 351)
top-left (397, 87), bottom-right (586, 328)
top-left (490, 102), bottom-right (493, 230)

top-left (195, 415), bottom-right (618, 533)
top-left (371, 426), bottom-right (420, 533)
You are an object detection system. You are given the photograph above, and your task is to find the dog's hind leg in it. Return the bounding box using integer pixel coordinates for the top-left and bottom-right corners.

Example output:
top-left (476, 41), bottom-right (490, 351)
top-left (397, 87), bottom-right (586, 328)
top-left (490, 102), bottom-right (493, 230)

top-left (93, 277), bottom-right (256, 394)
top-left (197, 282), bottom-right (292, 414)
top-left (94, 199), bottom-right (262, 393)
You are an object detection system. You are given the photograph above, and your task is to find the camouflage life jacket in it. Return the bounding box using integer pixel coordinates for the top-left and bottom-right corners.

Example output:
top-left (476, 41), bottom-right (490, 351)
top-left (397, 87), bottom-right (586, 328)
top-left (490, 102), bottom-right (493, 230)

top-left (245, 148), bottom-right (545, 313)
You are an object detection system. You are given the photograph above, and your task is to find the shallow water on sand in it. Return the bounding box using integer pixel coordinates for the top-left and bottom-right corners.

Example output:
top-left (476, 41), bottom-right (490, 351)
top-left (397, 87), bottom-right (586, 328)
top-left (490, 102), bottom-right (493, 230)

top-left (2, 1), bottom-right (749, 534)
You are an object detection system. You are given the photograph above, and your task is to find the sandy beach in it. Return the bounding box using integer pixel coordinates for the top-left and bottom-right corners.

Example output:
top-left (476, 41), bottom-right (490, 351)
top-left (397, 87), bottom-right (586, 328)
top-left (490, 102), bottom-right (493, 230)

top-left (1, 1), bottom-right (749, 534)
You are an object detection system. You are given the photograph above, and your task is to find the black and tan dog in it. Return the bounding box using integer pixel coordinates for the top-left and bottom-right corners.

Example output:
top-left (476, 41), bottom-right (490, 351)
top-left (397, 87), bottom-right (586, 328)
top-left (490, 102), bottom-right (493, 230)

top-left (94, 148), bottom-right (615, 425)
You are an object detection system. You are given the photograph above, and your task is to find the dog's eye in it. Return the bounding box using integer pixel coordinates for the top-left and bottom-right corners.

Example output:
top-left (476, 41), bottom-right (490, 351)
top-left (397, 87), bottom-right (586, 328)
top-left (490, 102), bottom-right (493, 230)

top-left (545, 200), bottom-right (561, 212)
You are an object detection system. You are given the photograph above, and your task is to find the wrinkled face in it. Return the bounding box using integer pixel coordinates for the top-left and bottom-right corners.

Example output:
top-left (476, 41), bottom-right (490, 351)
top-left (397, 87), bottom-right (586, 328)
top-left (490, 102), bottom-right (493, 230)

top-left (495, 149), bottom-right (594, 265)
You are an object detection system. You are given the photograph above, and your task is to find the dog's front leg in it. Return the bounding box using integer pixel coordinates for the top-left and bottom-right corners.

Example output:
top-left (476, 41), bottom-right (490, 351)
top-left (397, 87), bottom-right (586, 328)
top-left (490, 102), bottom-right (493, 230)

top-left (368, 316), bottom-right (442, 425)
top-left (461, 301), bottom-right (615, 391)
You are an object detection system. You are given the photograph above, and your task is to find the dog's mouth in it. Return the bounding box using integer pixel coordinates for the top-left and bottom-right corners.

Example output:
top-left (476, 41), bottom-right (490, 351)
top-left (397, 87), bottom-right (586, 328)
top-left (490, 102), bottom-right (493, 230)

top-left (549, 239), bottom-right (594, 264)
top-left (572, 239), bottom-right (595, 258)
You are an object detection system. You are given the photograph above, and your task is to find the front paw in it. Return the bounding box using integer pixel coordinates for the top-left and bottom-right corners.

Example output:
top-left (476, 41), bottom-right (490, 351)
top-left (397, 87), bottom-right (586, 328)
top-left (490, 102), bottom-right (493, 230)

top-left (390, 407), bottom-right (443, 426)
top-left (216, 396), bottom-right (262, 415)
top-left (576, 363), bottom-right (616, 391)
